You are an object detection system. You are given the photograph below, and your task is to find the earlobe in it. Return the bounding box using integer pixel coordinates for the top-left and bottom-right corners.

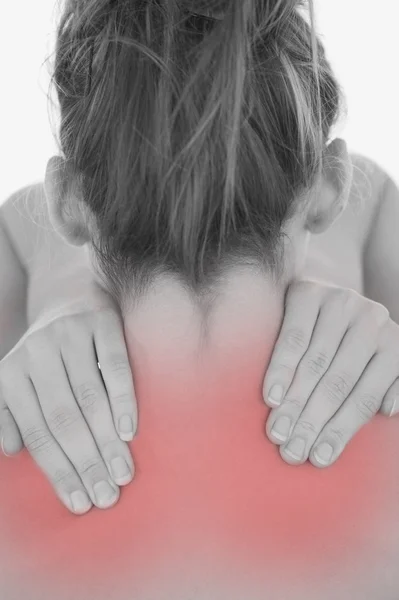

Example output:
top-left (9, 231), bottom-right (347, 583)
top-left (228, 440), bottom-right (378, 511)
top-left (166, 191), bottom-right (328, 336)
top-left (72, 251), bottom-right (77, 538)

top-left (44, 156), bottom-right (91, 246)
top-left (305, 181), bottom-right (346, 234)
top-left (305, 138), bottom-right (353, 235)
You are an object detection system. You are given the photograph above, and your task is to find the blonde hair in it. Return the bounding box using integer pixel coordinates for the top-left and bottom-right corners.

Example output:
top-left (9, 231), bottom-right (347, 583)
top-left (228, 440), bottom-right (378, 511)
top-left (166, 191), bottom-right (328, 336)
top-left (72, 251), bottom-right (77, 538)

top-left (51, 0), bottom-right (345, 304)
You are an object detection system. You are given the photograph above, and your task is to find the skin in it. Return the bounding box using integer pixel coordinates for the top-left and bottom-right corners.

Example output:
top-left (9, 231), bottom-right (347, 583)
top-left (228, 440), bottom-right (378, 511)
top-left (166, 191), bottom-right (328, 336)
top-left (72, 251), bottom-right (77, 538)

top-left (1, 139), bottom-right (399, 598)
top-left (45, 139), bottom-right (353, 274)
top-left (264, 280), bottom-right (399, 464)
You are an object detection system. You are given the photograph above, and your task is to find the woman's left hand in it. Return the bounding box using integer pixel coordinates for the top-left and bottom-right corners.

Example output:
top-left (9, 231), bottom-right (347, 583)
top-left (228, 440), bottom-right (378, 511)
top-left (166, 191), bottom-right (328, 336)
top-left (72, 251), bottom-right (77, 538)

top-left (262, 279), bottom-right (399, 468)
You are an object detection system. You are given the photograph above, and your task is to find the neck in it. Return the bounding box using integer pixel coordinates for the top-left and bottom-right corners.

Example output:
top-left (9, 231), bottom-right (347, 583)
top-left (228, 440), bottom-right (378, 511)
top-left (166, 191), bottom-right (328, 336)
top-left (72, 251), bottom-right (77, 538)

top-left (123, 266), bottom-right (288, 404)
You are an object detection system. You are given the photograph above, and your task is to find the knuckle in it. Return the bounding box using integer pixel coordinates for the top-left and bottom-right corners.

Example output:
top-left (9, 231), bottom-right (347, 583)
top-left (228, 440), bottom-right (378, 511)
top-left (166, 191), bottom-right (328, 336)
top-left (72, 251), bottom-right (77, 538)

top-left (24, 333), bottom-right (55, 367)
top-left (79, 457), bottom-right (103, 479)
top-left (52, 318), bottom-right (83, 348)
top-left (269, 359), bottom-right (295, 379)
top-left (322, 371), bottom-right (354, 405)
top-left (332, 286), bottom-right (353, 303)
top-left (325, 426), bottom-right (346, 445)
top-left (52, 468), bottom-right (76, 488)
top-left (72, 382), bottom-right (101, 413)
top-left (305, 350), bottom-right (330, 378)
top-left (51, 316), bottom-right (86, 345)
top-left (100, 436), bottom-right (125, 457)
top-left (23, 426), bottom-right (54, 454)
top-left (296, 419), bottom-right (318, 435)
top-left (109, 355), bottom-right (131, 378)
top-left (289, 280), bottom-right (315, 297)
top-left (24, 333), bottom-right (42, 357)
top-left (355, 393), bottom-right (381, 422)
top-left (331, 287), bottom-right (357, 313)
top-left (371, 303), bottom-right (390, 326)
top-left (283, 395), bottom-right (304, 411)
top-left (109, 391), bottom-right (132, 408)
top-left (282, 328), bottom-right (308, 353)
top-left (46, 405), bottom-right (81, 437)
top-left (51, 316), bottom-right (69, 337)
top-left (331, 286), bottom-right (351, 302)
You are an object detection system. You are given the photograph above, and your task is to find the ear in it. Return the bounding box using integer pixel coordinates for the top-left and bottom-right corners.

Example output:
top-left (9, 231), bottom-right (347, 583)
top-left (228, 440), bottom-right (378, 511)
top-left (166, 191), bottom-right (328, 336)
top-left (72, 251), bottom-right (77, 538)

top-left (305, 138), bottom-right (354, 235)
top-left (44, 156), bottom-right (92, 246)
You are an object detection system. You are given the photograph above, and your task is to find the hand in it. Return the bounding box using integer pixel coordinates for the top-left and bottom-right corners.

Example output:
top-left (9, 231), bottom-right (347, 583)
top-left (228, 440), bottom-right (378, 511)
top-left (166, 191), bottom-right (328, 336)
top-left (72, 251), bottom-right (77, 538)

top-left (262, 279), bottom-right (399, 468)
top-left (0, 284), bottom-right (137, 514)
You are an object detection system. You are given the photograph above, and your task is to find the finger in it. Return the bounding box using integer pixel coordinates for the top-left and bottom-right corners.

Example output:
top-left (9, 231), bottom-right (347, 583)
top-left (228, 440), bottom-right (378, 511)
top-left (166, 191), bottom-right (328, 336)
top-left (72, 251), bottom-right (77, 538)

top-left (94, 309), bottom-right (138, 441)
top-left (263, 281), bottom-right (322, 407)
top-left (309, 351), bottom-right (397, 468)
top-left (29, 348), bottom-right (120, 510)
top-left (276, 309), bottom-right (385, 465)
top-left (61, 329), bottom-right (134, 487)
top-left (1, 372), bottom-right (93, 515)
top-left (0, 366), bottom-right (24, 456)
top-left (267, 287), bottom-right (353, 439)
top-left (0, 403), bottom-right (23, 456)
top-left (381, 378), bottom-right (399, 417)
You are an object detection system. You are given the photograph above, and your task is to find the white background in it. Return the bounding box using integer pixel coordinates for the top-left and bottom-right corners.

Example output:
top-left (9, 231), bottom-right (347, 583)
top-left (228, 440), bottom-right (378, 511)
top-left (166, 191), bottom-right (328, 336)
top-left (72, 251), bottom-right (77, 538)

top-left (0, 0), bottom-right (398, 203)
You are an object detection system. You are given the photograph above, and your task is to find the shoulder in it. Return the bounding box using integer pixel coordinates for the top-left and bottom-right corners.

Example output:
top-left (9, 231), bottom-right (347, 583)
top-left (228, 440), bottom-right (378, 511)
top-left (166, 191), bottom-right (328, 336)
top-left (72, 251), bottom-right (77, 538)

top-left (359, 157), bottom-right (399, 322)
top-left (346, 152), bottom-right (393, 249)
top-left (1, 181), bottom-right (47, 227)
top-left (0, 181), bottom-right (48, 268)
top-left (348, 152), bottom-right (388, 208)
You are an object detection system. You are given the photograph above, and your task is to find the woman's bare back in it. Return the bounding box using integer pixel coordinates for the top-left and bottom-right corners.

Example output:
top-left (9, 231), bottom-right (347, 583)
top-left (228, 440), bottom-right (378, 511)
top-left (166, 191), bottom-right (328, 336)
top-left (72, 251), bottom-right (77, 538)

top-left (0, 153), bottom-right (398, 600)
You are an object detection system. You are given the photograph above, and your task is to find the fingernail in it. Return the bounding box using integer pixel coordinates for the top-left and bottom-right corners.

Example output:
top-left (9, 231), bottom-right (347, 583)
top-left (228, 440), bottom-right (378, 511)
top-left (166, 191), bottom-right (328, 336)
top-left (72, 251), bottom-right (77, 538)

top-left (271, 416), bottom-right (292, 442)
top-left (118, 415), bottom-right (134, 441)
top-left (284, 437), bottom-right (306, 461)
top-left (93, 480), bottom-right (119, 509)
top-left (110, 457), bottom-right (132, 486)
top-left (1, 436), bottom-right (12, 458)
top-left (70, 490), bottom-right (92, 514)
top-left (268, 384), bottom-right (284, 407)
top-left (389, 398), bottom-right (397, 418)
top-left (313, 442), bottom-right (334, 465)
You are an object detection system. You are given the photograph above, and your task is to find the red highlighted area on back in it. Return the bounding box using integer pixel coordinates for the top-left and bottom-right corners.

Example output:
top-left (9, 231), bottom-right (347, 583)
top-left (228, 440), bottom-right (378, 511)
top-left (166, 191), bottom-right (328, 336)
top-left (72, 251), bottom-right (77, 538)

top-left (1, 270), bottom-right (398, 599)
top-left (0, 340), bottom-right (398, 597)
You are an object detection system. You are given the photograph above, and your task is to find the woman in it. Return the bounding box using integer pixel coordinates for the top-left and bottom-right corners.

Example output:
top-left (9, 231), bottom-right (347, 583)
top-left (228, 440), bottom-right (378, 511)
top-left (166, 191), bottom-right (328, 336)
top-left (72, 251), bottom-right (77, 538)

top-left (0, 1), bottom-right (399, 598)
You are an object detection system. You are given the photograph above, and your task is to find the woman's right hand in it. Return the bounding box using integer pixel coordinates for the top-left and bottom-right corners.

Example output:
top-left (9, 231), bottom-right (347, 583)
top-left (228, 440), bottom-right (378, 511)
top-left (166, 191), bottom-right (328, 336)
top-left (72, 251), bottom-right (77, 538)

top-left (0, 287), bottom-right (137, 515)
